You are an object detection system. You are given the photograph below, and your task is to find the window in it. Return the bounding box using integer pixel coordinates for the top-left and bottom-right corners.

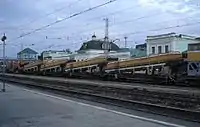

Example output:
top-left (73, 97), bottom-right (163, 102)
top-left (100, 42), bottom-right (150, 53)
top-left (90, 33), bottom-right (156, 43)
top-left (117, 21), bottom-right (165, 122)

top-left (188, 43), bottom-right (200, 51)
top-left (165, 45), bottom-right (169, 53)
top-left (152, 47), bottom-right (155, 54)
top-left (158, 46), bottom-right (162, 54)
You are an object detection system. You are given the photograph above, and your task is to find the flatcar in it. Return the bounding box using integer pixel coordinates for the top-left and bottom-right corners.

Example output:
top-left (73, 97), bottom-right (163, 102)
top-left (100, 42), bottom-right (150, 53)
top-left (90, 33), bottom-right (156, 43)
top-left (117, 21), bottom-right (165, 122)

top-left (23, 60), bottom-right (43, 74)
top-left (65, 56), bottom-right (118, 78)
top-left (102, 52), bottom-right (184, 84)
top-left (11, 42), bottom-right (200, 85)
top-left (187, 43), bottom-right (200, 76)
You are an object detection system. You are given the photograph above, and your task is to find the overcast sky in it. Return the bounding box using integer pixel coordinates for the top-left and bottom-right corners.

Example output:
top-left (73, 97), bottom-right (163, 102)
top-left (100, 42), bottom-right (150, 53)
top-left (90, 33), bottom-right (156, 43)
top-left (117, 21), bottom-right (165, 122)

top-left (0, 0), bottom-right (200, 57)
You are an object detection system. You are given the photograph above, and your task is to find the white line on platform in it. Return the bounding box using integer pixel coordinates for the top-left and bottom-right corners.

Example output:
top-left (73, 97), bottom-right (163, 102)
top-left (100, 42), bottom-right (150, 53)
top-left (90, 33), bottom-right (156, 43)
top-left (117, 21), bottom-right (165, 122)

top-left (23, 88), bottom-right (185, 127)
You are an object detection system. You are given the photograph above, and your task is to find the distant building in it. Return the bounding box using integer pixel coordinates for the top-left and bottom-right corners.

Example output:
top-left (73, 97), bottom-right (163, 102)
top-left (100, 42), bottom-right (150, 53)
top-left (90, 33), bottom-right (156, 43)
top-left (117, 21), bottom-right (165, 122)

top-left (74, 34), bottom-right (131, 61)
top-left (136, 43), bottom-right (146, 50)
top-left (146, 32), bottom-right (200, 55)
top-left (17, 48), bottom-right (38, 61)
top-left (41, 49), bottom-right (72, 60)
top-left (130, 43), bottom-right (147, 58)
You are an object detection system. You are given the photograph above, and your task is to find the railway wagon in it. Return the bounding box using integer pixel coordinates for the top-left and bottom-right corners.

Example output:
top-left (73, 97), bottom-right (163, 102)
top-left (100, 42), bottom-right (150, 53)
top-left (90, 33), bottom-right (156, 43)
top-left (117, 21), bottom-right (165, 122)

top-left (65, 57), bottom-right (118, 78)
top-left (105, 52), bottom-right (183, 76)
top-left (66, 57), bottom-right (107, 69)
top-left (187, 43), bottom-right (200, 77)
top-left (40, 59), bottom-right (75, 76)
top-left (23, 60), bottom-right (43, 73)
top-left (12, 42), bottom-right (199, 85)
top-left (23, 59), bottom-right (75, 76)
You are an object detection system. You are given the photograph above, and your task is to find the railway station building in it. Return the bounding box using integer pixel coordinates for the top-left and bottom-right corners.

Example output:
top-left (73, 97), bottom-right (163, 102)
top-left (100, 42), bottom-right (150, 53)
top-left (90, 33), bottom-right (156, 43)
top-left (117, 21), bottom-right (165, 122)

top-left (72, 34), bottom-right (131, 61)
top-left (17, 48), bottom-right (38, 61)
top-left (146, 32), bottom-right (200, 55)
top-left (41, 49), bottom-right (72, 60)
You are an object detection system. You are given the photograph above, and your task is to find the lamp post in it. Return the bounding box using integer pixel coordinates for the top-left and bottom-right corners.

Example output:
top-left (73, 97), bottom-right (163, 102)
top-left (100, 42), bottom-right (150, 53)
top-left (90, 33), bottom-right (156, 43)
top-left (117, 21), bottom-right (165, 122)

top-left (1, 33), bottom-right (7, 92)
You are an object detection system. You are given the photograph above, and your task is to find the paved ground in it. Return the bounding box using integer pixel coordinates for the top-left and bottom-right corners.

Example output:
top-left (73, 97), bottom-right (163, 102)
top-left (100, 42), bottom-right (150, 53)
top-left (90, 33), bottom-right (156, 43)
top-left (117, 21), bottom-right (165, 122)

top-left (0, 84), bottom-right (199, 127)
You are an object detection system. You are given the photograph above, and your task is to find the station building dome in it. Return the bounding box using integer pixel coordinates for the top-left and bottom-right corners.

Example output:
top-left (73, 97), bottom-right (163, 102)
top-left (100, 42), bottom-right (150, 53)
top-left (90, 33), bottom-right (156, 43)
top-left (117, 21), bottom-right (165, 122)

top-left (79, 35), bottom-right (120, 51)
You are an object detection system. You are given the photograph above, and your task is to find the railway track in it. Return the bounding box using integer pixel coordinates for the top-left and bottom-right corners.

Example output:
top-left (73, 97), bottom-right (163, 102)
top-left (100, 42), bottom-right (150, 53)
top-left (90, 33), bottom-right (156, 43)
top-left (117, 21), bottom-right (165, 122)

top-left (1, 74), bottom-right (200, 122)
top-left (6, 73), bottom-right (200, 96)
top-left (9, 71), bottom-right (200, 88)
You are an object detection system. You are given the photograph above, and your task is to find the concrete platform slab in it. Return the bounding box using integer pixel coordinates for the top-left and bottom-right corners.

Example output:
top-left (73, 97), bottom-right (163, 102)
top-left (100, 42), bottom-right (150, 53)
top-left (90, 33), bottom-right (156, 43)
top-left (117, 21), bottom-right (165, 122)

top-left (0, 84), bottom-right (198, 127)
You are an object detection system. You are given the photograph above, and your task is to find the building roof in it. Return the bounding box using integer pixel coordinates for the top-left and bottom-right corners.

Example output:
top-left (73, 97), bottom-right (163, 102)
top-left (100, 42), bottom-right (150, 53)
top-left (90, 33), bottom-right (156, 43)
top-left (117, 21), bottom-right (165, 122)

top-left (136, 43), bottom-right (146, 50)
top-left (79, 40), bottom-right (120, 51)
top-left (146, 32), bottom-right (198, 40)
top-left (17, 48), bottom-right (38, 55)
top-left (130, 48), bottom-right (146, 58)
top-left (42, 49), bottom-right (71, 54)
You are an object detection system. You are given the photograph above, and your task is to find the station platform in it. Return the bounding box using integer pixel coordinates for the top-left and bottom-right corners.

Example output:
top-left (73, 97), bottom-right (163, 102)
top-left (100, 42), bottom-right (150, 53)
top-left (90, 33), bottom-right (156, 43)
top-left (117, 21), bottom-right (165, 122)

top-left (0, 84), bottom-right (199, 127)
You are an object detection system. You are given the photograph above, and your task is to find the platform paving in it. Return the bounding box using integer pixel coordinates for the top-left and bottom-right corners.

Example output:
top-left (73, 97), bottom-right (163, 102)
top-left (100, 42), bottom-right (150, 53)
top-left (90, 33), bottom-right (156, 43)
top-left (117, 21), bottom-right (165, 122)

top-left (0, 84), bottom-right (199, 127)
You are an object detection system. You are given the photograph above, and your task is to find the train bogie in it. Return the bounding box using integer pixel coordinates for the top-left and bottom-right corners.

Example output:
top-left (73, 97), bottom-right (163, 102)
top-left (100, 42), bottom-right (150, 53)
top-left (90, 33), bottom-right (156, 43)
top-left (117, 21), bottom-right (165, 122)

top-left (187, 62), bottom-right (200, 76)
top-left (186, 43), bottom-right (200, 77)
top-left (12, 41), bottom-right (200, 86)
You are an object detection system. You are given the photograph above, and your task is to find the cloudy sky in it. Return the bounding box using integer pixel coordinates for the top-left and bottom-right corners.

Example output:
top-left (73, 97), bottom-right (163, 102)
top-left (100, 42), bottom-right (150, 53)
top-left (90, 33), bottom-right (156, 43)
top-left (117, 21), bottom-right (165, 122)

top-left (0, 0), bottom-right (200, 57)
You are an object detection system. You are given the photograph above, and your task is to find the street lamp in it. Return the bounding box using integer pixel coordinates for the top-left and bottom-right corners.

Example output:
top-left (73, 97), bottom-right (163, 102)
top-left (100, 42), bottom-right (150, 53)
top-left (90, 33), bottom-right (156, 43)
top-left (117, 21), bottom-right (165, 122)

top-left (1, 33), bottom-right (7, 92)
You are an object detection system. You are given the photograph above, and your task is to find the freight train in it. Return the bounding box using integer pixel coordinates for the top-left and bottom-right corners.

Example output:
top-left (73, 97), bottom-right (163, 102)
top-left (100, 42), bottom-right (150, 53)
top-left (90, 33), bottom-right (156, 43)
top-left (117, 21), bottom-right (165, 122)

top-left (8, 43), bottom-right (200, 85)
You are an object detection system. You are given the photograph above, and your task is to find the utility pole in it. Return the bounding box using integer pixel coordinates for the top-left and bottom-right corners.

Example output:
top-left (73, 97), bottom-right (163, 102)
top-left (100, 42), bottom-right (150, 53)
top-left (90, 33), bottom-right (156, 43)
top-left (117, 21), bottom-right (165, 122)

top-left (104, 18), bottom-right (109, 43)
top-left (124, 36), bottom-right (127, 48)
top-left (20, 43), bottom-right (23, 65)
top-left (1, 33), bottom-right (7, 92)
top-left (103, 18), bottom-right (109, 57)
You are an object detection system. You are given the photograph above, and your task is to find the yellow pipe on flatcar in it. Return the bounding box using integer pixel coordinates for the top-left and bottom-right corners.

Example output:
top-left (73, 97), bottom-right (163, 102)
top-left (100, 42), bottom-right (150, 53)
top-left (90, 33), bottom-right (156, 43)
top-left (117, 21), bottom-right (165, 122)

top-left (23, 61), bottom-right (43, 72)
top-left (66, 57), bottom-right (108, 69)
top-left (187, 51), bottom-right (200, 62)
top-left (106, 53), bottom-right (183, 70)
top-left (24, 61), bottom-right (43, 69)
top-left (42, 60), bottom-right (68, 69)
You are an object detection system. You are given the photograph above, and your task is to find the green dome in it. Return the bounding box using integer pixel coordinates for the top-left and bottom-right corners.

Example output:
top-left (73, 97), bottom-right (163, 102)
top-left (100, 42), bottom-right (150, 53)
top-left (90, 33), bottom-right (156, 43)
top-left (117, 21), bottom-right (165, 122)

top-left (79, 40), bottom-right (120, 51)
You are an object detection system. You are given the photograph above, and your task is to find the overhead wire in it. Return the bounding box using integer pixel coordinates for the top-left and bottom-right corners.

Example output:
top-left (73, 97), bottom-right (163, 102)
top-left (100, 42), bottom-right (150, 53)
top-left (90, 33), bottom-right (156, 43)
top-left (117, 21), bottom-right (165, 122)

top-left (8, 1), bottom-right (200, 51)
top-left (18, 0), bottom-right (84, 29)
top-left (8, 0), bottom-right (118, 44)
top-left (50, 13), bottom-right (194, 41)
top-left (56, 20), bottom-right (200, 49)
top-left (113, 21), bottom-right (200, 37)
top-left (40, 5), bottom-right (138, 31)
top-left (37, 20), bottom-right (200, 51)
top-left (0, 4), bottom-right (136, 32)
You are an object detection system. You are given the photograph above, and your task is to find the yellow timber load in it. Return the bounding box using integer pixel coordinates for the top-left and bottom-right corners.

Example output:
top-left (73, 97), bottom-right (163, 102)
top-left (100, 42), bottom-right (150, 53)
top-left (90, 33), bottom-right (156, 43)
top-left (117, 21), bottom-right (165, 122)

top-left (41, 59), bottom-right (68, 70)
top-left (66, 57), bottom-right (110, 69)
top-left (187, 43), bottom-right (200, 62)
top-left (23, 60), bottom-right (43, 72)
top-left (106, 52), bottom-right (183, 70)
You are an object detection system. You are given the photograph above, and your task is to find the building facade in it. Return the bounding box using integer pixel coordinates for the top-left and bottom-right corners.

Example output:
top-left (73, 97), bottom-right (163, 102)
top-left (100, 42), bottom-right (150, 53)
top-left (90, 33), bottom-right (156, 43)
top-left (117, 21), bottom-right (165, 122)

top-left (73, 35), bottom-right (131, 61)
top-left (17, 48), bottom-right (38, 61)
top-left (146, 32), bottom-right (200, 55)
top-left (131, 43), bottom-right (147, 58)
top-left (41, 49), bottom-right (72, 60)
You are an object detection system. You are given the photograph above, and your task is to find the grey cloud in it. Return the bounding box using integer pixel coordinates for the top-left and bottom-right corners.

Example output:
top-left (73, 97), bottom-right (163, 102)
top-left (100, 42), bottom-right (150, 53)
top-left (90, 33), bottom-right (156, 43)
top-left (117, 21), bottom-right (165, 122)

top-left (1, 0), bottom-right (200, 57)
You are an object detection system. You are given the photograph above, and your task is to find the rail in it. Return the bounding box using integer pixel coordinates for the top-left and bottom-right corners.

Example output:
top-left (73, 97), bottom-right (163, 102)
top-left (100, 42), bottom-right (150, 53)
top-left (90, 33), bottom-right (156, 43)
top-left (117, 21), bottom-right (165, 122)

top-left (1, 74), bottom-right (200, 122)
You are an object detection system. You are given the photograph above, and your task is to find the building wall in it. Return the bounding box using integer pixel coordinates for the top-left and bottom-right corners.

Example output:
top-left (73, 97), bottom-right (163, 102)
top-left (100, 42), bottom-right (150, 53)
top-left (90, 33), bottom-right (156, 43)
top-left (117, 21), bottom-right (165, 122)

top-left (74, 53), bottom-right (101, 61)
top-left (147, 34), bottom-right (200, 55)
top-left (173, 38), bottom-right (200, 53)
top-left (109, 52), bottom-right (130, 60)
top-left (42, 51), bottom-right (71, 60)
top-left (131, 49), bottom-right (146, 58)
top-left (17, 53), bottom-right (37, 60)
top-left (74, 49), bottom-right (131, 61)
top-left (147, 37), bottom-right (173, 55)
